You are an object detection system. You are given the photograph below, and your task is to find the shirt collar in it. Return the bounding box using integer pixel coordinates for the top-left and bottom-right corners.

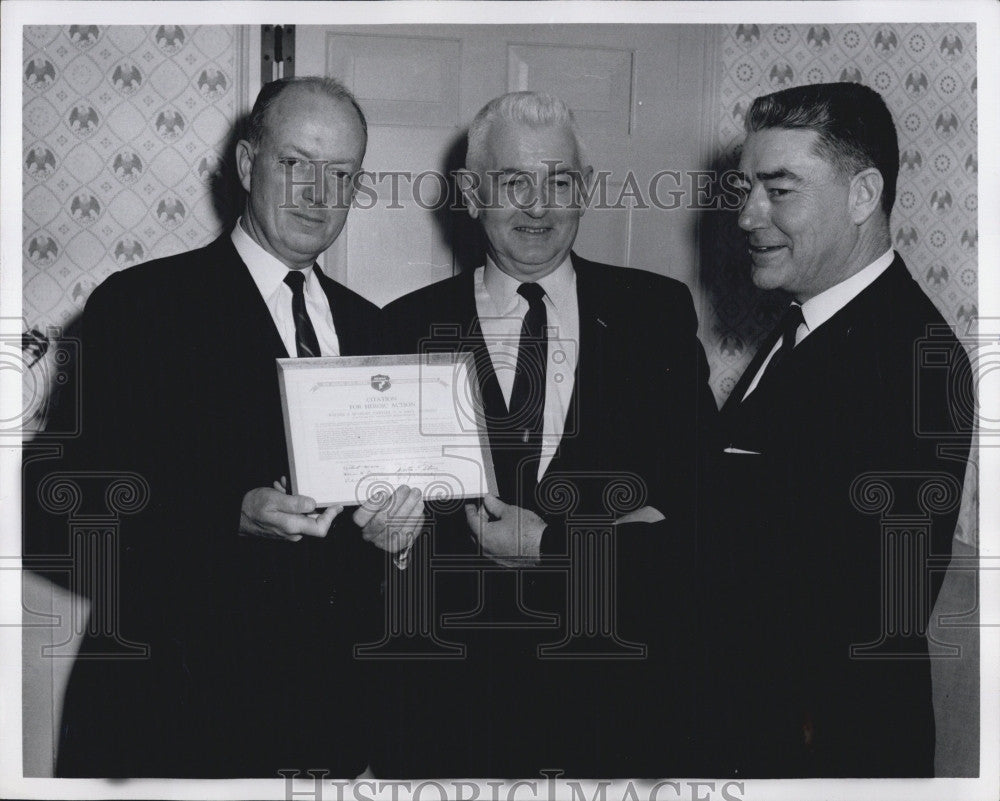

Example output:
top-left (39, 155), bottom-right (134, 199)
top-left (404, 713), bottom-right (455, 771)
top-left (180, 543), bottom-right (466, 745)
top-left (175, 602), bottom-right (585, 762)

top-left (482, 253), bottom-right (576, 316)
top-left (799, 248), bottom-right (895, 334)
top-left (231, 216), bottom-right (314, 297)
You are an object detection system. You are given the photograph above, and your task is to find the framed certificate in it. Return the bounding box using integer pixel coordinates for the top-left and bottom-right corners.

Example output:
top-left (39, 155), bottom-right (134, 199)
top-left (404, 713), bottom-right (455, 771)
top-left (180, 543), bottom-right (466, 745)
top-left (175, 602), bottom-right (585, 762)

top-left (277, 353), bottom-right (497, 507)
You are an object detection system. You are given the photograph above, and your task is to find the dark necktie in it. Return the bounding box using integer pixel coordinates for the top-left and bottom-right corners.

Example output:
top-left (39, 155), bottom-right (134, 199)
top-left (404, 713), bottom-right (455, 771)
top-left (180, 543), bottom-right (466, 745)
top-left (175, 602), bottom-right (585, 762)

top-left (507, 282), bottom-right (548, 501)
top-left (508, 282), bottom-right (548, 434)
top-left (753, 302), bottom-right (804, 394)
top-left (283, 270), bottom-right (321, 358)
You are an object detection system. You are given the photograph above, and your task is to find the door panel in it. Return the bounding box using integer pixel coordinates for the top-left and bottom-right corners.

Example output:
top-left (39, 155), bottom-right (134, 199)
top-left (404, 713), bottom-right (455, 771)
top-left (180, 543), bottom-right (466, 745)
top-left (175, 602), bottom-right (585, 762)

top-left (326, 32), bottom-right (462, 127)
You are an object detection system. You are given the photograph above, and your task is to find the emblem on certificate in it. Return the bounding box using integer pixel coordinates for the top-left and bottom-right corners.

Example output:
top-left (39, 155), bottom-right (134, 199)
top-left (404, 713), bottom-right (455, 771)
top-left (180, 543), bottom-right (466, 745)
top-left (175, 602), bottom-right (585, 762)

top-left (277, 353), bottom-right (497, 507)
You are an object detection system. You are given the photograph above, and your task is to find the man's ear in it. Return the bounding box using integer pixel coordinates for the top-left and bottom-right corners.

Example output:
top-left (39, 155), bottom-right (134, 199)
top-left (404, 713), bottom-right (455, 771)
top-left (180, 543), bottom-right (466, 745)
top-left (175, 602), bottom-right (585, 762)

top-left (235, 139), bottom-right (255, 195)
top-left (849, 167), bottom-right (884, 225)
top-left (456, 168), bottom-right (482, 220)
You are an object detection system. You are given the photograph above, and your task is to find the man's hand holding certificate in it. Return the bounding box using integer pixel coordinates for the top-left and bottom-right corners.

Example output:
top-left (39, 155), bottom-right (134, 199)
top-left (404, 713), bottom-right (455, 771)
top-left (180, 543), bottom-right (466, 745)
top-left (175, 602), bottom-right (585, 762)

top-left (239, 483), bottom-right (342, 542)
top-left (354, 484), bottom-right (426, 569)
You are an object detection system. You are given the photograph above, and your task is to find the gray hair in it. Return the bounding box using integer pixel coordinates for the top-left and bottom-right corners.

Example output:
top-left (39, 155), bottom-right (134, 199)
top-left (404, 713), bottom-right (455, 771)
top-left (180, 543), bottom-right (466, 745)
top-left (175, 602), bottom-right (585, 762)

top-left (465, 91), bottom-right (585, 171)
top-left (245, 76), bottom-right (368, 150)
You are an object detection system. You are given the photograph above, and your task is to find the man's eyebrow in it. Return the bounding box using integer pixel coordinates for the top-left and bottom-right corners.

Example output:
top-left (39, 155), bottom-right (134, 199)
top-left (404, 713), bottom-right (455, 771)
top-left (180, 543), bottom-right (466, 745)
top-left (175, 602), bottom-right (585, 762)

top-left (279, 147), bottom-right (353, 167)
top-left (491, 166), bottom-right (578, 176)
top-left (492, 167), bottom-right (533, 176)
top-left (755, 168), bottom-right (800, 182)
top-left (278, 146), bottom-right (312, 159)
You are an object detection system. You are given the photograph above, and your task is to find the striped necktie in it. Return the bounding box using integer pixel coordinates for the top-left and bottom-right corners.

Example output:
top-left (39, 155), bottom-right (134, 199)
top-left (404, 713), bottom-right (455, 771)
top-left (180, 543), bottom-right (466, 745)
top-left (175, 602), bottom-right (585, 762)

top-left (283, 270), bottom-right (321, 358)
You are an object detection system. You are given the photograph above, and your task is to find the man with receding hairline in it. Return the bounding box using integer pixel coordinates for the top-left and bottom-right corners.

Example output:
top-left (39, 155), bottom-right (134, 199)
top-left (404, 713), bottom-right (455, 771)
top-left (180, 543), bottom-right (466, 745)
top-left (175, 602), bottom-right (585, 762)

top-left (703, 82), bottom-right (972, 777)
top-left (55, 77), bottom-right (420, 777)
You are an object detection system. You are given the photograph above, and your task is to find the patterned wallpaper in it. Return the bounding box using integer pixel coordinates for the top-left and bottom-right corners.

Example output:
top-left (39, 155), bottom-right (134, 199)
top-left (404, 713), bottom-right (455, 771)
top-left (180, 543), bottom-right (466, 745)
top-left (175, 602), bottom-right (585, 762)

top-left (701, 22), bottom-right (978, 544)
top-left (22, 25), bottom-right (248, 335)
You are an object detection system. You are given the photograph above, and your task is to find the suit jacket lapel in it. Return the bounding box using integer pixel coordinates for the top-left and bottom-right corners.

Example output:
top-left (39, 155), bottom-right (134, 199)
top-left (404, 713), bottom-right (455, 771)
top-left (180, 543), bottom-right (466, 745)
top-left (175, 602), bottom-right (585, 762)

top-left (431, 270), bottom-right (520, 500)
top-left (544, 253), bottom-right (596, 475)
top-left (722, 317), bottom-right (784, 416)
top-left (315, 268), bottom-right (351, 355)
top-left (211, 235), bottom-right (289, 360)
top-left (452, 269), bottom-right (507, 420)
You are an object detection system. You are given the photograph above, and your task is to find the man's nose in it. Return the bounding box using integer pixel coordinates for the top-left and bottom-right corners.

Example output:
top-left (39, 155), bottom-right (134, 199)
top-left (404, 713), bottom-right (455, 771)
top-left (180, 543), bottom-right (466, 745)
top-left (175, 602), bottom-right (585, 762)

top-left (522, 185), bottom-right (548, 218)
top-left (737, 186), bottom-right (766, 231)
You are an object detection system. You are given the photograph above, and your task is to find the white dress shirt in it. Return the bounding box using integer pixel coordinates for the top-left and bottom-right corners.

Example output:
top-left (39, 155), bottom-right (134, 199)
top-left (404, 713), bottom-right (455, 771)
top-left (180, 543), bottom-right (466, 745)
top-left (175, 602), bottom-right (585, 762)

top-left (743, 248), bottom-right (895, 400)
top-left (474, 256), bottom-right (580, 480)
top-left (231, 218), bottom-right (341, 358)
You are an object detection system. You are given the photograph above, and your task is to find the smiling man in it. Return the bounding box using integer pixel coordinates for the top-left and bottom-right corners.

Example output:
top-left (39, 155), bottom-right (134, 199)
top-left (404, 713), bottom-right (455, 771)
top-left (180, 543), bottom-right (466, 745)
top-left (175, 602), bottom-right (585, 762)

top-left (54, 77), bottom-right (422, 777)
top-left (378, 91), bottom-right (717, 778)
top-left (704, 82), bottom-right (973, 777)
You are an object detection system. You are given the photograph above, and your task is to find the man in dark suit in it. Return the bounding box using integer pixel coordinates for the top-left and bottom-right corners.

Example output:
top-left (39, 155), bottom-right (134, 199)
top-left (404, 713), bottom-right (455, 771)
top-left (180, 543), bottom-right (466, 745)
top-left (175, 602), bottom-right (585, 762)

top-left (53, 77), bottom-right (423, 777)
top-left (376, 92), bottom-right (718, 778)
top-left (704, 82), bottom-right (973, 777)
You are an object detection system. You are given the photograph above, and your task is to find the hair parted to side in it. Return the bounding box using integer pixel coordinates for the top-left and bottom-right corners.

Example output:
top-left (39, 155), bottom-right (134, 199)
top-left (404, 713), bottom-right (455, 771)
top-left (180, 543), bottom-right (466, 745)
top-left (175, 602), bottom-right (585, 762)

top-left (465, 91), bottom-right (586, 172)
top-left (746, 81), bottom-right (899, 215)
top-left (244, 76), bottom-right (368, 149)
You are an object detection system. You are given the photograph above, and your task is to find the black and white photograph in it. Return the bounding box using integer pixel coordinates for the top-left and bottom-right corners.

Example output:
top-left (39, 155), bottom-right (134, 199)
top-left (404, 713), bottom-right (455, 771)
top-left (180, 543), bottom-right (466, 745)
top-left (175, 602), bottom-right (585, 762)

top-left (2, 2), bottom-right (997, 800)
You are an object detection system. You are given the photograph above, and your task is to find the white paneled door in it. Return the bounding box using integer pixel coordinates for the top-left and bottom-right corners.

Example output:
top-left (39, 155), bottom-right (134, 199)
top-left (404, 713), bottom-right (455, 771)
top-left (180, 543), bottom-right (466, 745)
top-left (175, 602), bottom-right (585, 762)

top-left (296, 25), bottom-right (716, 308)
